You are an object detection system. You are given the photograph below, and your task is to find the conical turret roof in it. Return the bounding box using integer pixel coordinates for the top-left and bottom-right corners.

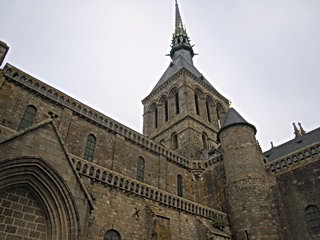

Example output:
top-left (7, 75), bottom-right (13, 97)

top-left (219, 108), bottom-right (257, 135)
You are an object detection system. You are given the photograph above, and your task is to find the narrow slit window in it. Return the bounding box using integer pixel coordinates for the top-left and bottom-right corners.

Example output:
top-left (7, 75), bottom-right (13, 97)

top-left (84, 134), bottom-right (96, 161)
top-left (154, 107), bottom-right (158, 129)
top-left (19, 105), bottom-right (37, 130)
top-left (194, 93), bottom-right (200, 115)
top-left (165, 100), bottom-right (169, 122)
top-left (177, 174), bottom-right (183, 197)
top-left (137, 157), bottom-right (145, 182)
top-left (206, 100), bottom-right (211, 122)
top-left (175, 92), bottom-right (180, 114)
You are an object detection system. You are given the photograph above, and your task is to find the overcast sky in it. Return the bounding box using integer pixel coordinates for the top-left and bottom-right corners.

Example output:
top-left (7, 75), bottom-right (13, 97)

top-left (1, 0), bottom-right (320, 151)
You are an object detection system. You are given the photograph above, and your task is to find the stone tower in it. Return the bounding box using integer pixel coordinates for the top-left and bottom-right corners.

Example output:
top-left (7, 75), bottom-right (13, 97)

top-left (218, 108), bottom-right (281, 239)
top-left (142, 0), bottom-right (230, 160)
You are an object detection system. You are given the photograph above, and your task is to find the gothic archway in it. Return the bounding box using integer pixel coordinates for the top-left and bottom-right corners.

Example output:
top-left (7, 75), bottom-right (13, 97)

top-left (0, 156), bottom-right (80, 240)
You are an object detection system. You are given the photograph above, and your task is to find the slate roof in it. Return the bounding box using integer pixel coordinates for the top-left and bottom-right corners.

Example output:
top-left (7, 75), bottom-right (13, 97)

top-left (220, 108), bottom-right (256, 133)
top-left (152, 49), bottom-right (214, 92)
top-left (263, 127), bottom-right (320, 162)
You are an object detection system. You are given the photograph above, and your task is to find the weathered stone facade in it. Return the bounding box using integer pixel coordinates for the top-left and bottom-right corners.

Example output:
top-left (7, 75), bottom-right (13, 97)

top-left (0, 2), bottom-right (320, 240)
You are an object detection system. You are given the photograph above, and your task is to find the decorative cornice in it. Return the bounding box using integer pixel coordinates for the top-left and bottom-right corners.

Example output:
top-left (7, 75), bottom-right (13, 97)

top-left (3, 64), bottom-right (191, 169)
top-left (71, 155), bottom-right (229, 224)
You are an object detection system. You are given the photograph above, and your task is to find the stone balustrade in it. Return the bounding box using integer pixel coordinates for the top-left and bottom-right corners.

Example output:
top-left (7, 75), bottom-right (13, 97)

top-left (71, 156), bottom-right (228, 223)
top-left (266, 142), bottom-right (320, 174)
top-left (3, 64), bottom-right (190, 169)
top-left (191, 154), bottom-right (223, 170)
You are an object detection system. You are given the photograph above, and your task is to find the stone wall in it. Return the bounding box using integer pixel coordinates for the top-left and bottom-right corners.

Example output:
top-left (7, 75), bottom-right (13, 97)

top-left (198, 162), bottom-right (226, 210)
top-left (85, 179), bottom-right (228, 240)
top-left (276, 159), bottom-right (320, 240)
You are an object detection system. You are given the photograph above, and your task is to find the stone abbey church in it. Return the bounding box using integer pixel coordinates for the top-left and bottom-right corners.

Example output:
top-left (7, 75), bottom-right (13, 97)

top-left (0, 1), bottom-right (319, 240)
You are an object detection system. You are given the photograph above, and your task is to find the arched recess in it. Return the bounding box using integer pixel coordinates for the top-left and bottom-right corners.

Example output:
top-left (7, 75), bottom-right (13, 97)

top-left (216, 102), bottom-right (226, 128)
top-left (169, 87), bottom-right (180, 115)
top-left (149, 102), bottom-right (158, 129)
top-left (194, 88), bottom-right (203, 116)
top-left (205, 96), bottom-right (214, 123)
top-left (202, 132), bottom-right (208, 149)
top-left (0, 157), bottom-right (80, 240)
top-left (171, 132), bottom-right (178, 150)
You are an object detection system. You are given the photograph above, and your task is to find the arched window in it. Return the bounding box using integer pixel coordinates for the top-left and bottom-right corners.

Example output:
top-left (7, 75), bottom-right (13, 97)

top-left (305, 205), bottom-right (320, 235)
top-left (177, 174), bottom-right (183, 197)
top-left (84, 134), bottom-right (96, 161)
top-left (19, 105), bottom-right (37, 130)
top-left (104, 229), bottom-right (121, 240)
top-left (194, 93), bottom-right (200, 115)
top-left (175, 92), bottom-right (180, 114)
top-left (206, 100), bottom-right (211, 122)
top-left (202, 133), bottom-right (208, 149)
top-left (164, 100), bottom-right (169, 122)
top-left (171, 132), bottom-right (178, 150)
top-left (137, 157), bottom-right (145, 182)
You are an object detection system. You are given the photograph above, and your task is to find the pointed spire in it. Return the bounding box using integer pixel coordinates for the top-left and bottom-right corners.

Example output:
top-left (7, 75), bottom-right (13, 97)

top-left (293, 122), bottom-right (301, 138)
top-left (298, 122), bottom-right (306, 135)
top-left (170, 0), bottom-right (194, 58)
top-left (175, 0), bottom-right (183, 31)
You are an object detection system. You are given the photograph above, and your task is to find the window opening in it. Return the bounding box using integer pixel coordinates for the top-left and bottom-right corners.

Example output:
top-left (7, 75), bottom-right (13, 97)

top-left (165, 100), bottom-right (169, 122)
top-left (154, 107), bottom-right (158, 129)
top-left (194, 93), bottom-right (200, 115)
top-left (19, 105), bottom-right (37, 130)
top-left (84, 134), bottom-right (96, 161)
top-left (245, 230), bottom-right (250, 240)
top-left (206, 100), bottom-right (211, 122)
top-left (306, 205), bottom-right (320, 235)
top-left (177, 174), bottom-right (183, 197)
top-left (104, 229), bottom-right (121, 240)
top-left (175, 92), bottom-right (180, 114)
top-left (137, 157), bottom-right (145, 182)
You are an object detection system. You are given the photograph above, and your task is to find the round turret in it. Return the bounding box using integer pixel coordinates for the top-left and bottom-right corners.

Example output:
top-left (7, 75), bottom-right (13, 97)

top-left (219, 108), bottom-right (281, 239)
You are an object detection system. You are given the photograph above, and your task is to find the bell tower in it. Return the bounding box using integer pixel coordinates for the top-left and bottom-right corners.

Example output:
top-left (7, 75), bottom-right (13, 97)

top-left (142, 0), bottom-right (230, 159)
